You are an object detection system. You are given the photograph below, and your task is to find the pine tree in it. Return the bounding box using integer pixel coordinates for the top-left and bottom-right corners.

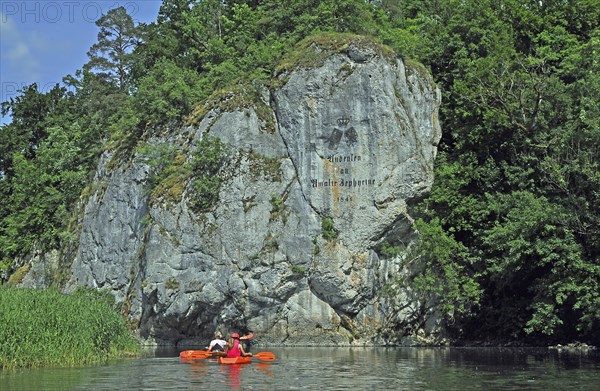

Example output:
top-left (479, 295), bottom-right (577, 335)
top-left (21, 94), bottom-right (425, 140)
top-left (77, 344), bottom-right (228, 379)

top-left (85, 7), bottom-right (142, 91)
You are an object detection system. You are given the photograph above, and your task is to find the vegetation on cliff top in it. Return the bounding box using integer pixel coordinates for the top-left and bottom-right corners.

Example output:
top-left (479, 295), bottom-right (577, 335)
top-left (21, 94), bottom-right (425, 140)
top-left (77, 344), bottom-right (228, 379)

top-left (1, 0), bottom-right (598, 346)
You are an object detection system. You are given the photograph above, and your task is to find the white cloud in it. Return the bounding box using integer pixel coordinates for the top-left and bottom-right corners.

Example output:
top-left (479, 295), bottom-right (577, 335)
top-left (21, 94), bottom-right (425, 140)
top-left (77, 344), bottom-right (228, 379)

top-left (1, 12), bottom-right (43, 80)
top-left (8, 41), bottom-right (33, 62)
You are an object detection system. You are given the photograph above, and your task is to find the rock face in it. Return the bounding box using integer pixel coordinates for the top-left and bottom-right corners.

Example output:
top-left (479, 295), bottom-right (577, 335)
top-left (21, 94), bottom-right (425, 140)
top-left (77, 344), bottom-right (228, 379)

top-left (63, 40), bottom-right (441, 345)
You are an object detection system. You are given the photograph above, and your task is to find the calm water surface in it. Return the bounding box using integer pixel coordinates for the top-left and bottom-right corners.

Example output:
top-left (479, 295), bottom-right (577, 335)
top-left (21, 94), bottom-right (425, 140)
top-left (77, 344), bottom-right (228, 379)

top-left (1, 347), bottom-right (599, 390)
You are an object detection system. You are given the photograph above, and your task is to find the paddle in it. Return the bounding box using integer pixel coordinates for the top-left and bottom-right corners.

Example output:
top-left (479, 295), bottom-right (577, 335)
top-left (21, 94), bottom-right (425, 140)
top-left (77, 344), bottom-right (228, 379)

top-left (180, 350), bottom-right (214, 359)
top-left (240, 332), bottom-right (254, 340)
top-left (252, 352), bottom-right (276, 361)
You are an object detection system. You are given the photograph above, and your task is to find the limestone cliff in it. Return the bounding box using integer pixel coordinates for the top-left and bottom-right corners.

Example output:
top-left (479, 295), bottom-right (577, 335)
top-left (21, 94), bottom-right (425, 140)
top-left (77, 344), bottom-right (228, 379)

top-left (23, 37), bottom-right (442, 346)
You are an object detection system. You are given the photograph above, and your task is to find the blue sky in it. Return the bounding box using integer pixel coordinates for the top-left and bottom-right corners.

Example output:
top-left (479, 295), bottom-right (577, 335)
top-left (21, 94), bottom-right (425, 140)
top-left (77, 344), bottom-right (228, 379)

top-left (0, 0), bottom-right (163, 125)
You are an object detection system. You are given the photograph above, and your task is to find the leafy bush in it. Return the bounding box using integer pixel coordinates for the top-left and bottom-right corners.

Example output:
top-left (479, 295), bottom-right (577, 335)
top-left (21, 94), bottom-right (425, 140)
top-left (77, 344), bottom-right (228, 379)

top-left (165, 278), bottom-right (180, 290)
top-left (134, 58), bottom-right (207, 125)
top-left (290, 264), bottom-right (306, 275)
top-left (189, 136), bottom-right (229, 213)
top-left (379, 240), bottom-right (402, 258)
top-left (386, 218), bottom-right (481, 321)
top-left (321, 216), bottom-right (338, 241)
top-left (137, 143), bottom-right (191, 204)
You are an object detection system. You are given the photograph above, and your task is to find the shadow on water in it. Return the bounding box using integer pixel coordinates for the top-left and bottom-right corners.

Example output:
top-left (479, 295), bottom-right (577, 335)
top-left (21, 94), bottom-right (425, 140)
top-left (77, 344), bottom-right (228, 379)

top-left (2, 346), bottom-right (599, 390)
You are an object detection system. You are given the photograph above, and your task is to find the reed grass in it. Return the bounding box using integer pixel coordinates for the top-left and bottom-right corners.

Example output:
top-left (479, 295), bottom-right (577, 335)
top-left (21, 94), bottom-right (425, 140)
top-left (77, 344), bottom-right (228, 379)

top-left (0, 286), bottom-right (140, 370)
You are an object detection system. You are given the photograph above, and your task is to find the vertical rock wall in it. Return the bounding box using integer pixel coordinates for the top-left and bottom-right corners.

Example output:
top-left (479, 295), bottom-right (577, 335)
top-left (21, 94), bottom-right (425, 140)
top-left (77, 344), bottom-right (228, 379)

top-left (62, 41), bottom-right (441, 346)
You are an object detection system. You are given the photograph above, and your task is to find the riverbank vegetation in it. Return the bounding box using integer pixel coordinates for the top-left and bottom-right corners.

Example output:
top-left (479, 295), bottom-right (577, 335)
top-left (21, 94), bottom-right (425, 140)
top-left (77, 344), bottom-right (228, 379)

top-left (0, 287), bottom-right (139, 370)
top-left (1, 1), bottom-right (598, 346)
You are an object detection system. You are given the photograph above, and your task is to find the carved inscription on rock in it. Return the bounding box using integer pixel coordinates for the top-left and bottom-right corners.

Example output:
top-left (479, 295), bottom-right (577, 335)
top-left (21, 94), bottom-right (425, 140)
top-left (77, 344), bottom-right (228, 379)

top-left (308, 118), bottom-right (377, 213)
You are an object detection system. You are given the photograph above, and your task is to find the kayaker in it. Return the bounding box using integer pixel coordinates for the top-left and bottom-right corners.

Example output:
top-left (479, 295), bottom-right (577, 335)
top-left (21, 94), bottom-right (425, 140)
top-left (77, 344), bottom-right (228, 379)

top-left (207, 331), bottom-right (227, 352)
top-left (225, 333), bottom-right (253, 358)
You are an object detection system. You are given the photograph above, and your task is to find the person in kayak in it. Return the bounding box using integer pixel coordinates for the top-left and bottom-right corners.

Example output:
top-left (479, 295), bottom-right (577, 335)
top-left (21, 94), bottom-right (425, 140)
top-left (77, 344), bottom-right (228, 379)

top-left (225, 333), bottom-right (253, 358)
top-left (206, 331), bottom-right (227, 352)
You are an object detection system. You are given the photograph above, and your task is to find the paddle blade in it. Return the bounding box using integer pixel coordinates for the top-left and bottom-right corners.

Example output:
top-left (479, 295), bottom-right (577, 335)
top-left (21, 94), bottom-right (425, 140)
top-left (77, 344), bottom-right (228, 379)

top-left (240, 332), bottom-right (254, 340)
top-left (253, 352), bottom-right (276, 361)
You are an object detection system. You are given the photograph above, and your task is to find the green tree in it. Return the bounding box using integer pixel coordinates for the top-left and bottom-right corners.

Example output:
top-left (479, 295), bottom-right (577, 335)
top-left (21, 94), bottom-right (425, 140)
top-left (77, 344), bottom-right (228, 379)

top-left (0, 84), bottom-right (90, 265)
top-left (132, 0), bottom-right (220, 75)
top-left (85, 7), bottom-right (142, 91)
top-left (134, 58), bottom-right (206, 125)
top-left (413, 0), bottom-right (600, 343)
top-left (1, 84), bottom-right (66, 164)
top-left (386, 218), bottom-right (480, 331)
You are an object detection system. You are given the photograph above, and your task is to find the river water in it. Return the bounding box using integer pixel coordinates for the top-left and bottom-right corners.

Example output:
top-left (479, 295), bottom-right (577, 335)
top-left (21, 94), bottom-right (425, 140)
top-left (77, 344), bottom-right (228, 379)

top-left (1, 347), bottom-right (599, 390)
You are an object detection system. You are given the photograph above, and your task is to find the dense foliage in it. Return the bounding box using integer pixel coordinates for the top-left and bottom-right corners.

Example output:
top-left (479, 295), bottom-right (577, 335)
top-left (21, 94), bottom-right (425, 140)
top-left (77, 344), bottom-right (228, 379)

top-left (1, 0), bottom-right (598, 345)
top-left (407, 0), bottom-right (600, 345)
top-left (0, 287), bottom-right (139, 369)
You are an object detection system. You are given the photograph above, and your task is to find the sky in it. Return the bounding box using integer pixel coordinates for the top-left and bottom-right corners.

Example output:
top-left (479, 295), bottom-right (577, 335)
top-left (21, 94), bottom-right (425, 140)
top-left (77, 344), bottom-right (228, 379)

top-left (0, 0), bottom-right (164, 125)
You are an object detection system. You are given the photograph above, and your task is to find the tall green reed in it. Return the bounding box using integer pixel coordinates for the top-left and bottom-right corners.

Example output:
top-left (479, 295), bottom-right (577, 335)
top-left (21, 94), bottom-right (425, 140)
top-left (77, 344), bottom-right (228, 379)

top-left (0, 286), bottom-right (139, 370)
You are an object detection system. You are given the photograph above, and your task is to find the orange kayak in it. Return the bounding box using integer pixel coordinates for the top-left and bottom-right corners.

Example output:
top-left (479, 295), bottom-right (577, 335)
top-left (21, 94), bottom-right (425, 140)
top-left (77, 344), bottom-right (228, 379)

top-left (218, 356), bottom-right (252, 365)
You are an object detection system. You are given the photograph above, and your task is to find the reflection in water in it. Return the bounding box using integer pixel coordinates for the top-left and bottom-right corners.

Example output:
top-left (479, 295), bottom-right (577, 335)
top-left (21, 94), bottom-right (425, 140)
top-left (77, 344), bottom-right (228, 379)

top-left (256, 362), bottom-right (273, 376)
top-left (1, 347), bottom-right (598, 391)
top-left (186, 359), bottom-right (210, 380)
top-left (180, 354), bottom-right (274, 389)
top-left (222, 363), bottom-right (242, 389)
